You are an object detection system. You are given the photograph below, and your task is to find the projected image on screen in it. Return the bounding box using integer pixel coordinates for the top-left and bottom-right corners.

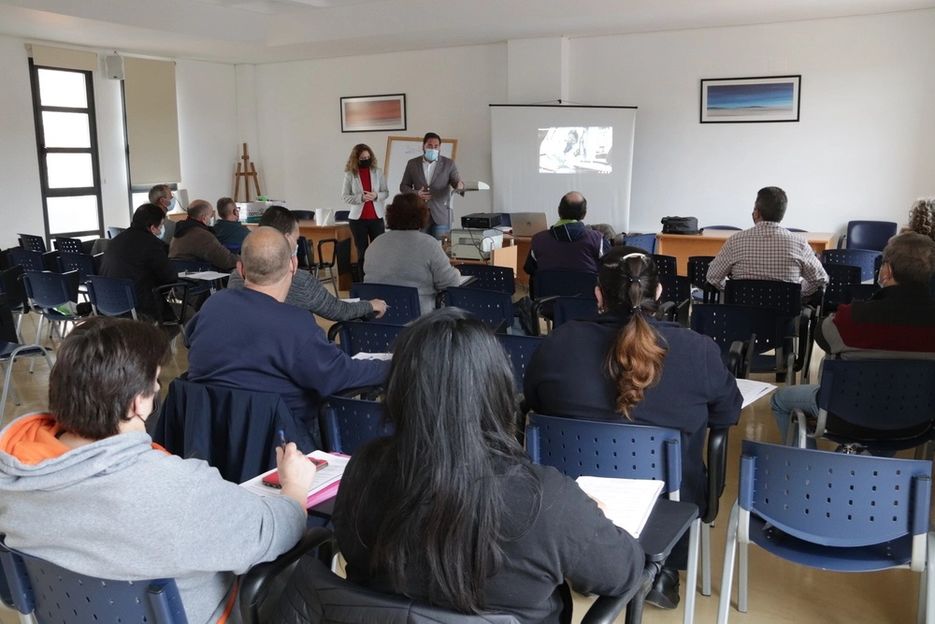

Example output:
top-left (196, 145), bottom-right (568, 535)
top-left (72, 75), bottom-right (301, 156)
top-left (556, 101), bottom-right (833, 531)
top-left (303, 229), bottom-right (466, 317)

top-left (538, 126), bottom-right (612, 174)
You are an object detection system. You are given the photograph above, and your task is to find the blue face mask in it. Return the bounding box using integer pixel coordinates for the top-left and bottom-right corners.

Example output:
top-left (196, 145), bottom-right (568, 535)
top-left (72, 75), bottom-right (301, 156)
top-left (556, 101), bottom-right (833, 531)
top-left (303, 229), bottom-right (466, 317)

top-left (157, 224), bottom-right (166, 239)
top-left (424, 148), bottom-right (439, 162)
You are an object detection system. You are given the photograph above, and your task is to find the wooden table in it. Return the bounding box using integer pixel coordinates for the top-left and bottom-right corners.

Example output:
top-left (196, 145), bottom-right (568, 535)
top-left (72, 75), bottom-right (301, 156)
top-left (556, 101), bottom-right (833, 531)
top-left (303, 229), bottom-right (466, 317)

top-left (656, 230), bottom-right (835, 275)
top-left (451, 242), bottom-right (518, 277)
top-left (511, 235), bottom-right (532, 287)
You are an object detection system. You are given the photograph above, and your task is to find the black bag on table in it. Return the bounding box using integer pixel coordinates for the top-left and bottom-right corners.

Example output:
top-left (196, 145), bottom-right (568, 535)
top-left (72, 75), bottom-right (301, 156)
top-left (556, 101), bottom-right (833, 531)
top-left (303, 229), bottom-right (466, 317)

top-left (661, 216), bottom-right (700, 235)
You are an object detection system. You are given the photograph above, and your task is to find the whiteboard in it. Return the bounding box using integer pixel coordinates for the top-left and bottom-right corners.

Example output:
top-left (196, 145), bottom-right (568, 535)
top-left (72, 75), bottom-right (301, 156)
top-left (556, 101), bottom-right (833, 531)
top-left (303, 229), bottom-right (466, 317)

top-left (384, 136), bottom-right (458, 202)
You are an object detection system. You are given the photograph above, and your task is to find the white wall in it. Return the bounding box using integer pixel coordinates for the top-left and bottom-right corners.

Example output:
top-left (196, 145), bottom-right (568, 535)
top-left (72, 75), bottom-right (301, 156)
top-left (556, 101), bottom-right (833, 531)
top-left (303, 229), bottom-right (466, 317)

top-left (0, 35), bottom-right (44, 249)
top-left (176, 59), bottom-right (239, 206)
top-left (568, 10), bottom-right (935, 235)
top-left (252, 43), bottom-right (507, 222)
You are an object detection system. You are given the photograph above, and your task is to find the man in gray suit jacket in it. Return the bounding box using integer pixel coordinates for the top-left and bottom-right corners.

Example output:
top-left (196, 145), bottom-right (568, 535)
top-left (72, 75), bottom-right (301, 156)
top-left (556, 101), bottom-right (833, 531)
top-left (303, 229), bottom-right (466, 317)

top-left (399, 132), bottom-right (464, 238)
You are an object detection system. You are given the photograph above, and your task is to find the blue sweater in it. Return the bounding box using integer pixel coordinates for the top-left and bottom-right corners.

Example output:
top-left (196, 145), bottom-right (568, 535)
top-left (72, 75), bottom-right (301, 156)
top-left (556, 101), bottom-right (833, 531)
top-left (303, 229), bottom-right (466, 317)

top-left (186, 288), bottom-right (389, 448)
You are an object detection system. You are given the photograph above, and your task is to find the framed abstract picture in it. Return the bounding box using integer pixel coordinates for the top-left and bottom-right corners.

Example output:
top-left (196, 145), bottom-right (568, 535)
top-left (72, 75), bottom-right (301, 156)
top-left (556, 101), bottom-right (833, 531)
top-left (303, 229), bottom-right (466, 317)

top-left (700, 76), bottom-right (801, 123)
top-left (340, 93), bottom-right (407, 132)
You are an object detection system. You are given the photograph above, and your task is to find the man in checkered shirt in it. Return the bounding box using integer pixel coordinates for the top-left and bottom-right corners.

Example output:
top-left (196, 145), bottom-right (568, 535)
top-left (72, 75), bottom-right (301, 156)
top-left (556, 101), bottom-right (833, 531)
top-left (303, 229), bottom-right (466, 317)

top-left (706, 187), bottom-right (828, 299)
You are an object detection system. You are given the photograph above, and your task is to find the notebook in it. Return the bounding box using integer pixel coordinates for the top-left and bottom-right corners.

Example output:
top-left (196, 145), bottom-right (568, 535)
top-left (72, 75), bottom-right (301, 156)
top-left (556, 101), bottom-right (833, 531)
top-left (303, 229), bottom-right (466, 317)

top-left (240, 450), bottom-right (348, 509)
top-left (509, 212), bottom-right (549, 237)
top-left (575, 476), bottom-right (664, 538)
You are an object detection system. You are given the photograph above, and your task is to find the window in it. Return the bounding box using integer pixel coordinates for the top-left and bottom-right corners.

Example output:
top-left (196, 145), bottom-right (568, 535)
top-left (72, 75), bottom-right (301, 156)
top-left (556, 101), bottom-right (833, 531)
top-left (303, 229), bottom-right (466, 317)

top-left (29, 60), bottom-right (104, 241)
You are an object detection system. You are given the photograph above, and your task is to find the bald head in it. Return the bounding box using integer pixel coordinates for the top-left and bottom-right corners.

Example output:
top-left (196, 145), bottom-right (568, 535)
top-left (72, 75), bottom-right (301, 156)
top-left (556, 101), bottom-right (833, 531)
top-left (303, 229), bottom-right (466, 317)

top-left (558, 192), bottom-right (587, 221)
top-left (241, 227), bottom-right (293, 286)
top-left (187, 199), bottom-right (213, 222)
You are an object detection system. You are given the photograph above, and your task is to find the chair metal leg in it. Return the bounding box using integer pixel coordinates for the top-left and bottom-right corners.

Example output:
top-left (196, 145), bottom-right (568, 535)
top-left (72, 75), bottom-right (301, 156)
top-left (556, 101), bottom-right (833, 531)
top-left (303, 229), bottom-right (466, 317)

top-left (716, 504), bottom-right (740, 624)
top-left (14, 311), bottom-right (24, 343)
top-left (923, 533), bottom-right (935, 624)
top-left (0, 360), bottom-right (14, 427)
top-left (702, 521), bottom-right (712, 596)
top-left (683, 518), bottom-right (700, 624)
top-left (738, 538), bottom-right (749, 613)
top-left (29, 316), bottom-right (44, 374)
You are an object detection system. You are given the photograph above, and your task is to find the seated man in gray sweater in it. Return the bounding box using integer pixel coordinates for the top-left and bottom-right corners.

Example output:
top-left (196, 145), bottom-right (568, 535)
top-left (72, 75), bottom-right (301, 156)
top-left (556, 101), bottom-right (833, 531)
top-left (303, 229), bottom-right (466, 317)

top-left (0, 317), bottom-right (315, 624)
top-left (228, 205), bottom-right (387, 321)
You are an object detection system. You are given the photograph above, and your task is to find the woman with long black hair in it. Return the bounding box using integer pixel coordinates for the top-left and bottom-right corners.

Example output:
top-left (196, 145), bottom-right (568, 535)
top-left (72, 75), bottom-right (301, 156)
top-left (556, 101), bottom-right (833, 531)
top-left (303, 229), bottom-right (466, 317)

top-left (279, 308), bottom-right (644, 622)
top-left (524, 246), bottom-right (742, 609)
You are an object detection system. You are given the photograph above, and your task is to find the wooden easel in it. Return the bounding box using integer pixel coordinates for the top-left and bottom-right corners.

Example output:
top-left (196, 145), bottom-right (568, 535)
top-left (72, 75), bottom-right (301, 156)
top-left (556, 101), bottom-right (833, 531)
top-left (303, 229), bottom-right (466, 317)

top-left (233, 143), bottom-right (262, 202)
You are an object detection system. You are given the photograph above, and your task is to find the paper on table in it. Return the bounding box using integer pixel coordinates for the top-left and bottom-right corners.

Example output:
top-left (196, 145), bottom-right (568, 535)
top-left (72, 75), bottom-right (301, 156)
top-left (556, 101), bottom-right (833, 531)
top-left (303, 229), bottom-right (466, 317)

top-left (458, 274), bottom-right (474, 286)
top-left (341, 298), bottom-right (360, 303)
top-left (181, 271), bottom-right (230, 281)
top-left (241, 451), bottom-right (349, 507)
top-left (736, 378), bottom-right (777, 409)
top-left (575, 476), bottom-right (664, 538)
top-left (351, 352), bottom-right (392, 361)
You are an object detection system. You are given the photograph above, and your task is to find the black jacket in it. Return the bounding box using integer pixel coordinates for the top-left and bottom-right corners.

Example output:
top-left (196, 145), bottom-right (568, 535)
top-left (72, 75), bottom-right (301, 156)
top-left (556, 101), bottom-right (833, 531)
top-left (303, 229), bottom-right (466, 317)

top-left (524, 314), bottom-right (742, 515)
top-left (99, 226), bottom-right (177, 318)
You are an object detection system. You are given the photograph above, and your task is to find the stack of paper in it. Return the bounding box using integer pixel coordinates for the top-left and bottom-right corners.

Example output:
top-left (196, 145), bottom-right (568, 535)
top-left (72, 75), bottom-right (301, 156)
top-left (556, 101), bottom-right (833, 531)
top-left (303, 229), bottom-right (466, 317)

top-left (181, 270), bottom-right (230, 281)
top-left (241, 450), bottom-right (349, 508)
top-left (575, 476), bottom-right (664, 538)
top-left (351, 352), bottom-right (392, 361)
top-left (736, 378), bottom-right (777, 409)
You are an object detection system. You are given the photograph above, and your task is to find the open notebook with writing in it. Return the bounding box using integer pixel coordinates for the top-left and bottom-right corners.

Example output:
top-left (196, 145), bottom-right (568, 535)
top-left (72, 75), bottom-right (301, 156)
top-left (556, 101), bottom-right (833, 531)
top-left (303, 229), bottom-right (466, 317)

top-left (575, 476), bottom-right (665, 538)
top-left (240, 450), bottom-right (348, 509)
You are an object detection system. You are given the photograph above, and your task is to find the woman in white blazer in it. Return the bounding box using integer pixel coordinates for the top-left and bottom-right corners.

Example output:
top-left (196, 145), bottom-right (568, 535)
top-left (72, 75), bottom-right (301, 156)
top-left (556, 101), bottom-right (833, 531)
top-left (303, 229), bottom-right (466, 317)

top-left (342, 144), bottom-right (389, 274)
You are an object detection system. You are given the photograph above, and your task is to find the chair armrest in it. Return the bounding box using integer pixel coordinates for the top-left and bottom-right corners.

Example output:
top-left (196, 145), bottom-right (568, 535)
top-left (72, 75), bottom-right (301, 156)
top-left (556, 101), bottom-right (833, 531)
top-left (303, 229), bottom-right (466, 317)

top-left (581, 560), bottom-right (659, 624)
top-left (327, 321), bottom-right (345, 343)
top-left (239, 527), bottom-right (333, 624)
top-left (334, 384), bottom-right (385, 401)
top-left (530, 296), bottom-right (560, 336)
top-left (727, 340), bottom-right (745, 378)
top-left (704, 427), bottom-right (731, 524)
top-left (152, 282), bottom-right (194, 326)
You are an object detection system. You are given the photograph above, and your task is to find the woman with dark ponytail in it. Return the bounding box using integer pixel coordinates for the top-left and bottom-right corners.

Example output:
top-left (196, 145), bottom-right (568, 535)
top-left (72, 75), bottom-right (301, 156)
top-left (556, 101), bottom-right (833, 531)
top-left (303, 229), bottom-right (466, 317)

top-left (276, 309), bottom-right (644, 623)
top-left (525, 246), bottom-right (741, 610)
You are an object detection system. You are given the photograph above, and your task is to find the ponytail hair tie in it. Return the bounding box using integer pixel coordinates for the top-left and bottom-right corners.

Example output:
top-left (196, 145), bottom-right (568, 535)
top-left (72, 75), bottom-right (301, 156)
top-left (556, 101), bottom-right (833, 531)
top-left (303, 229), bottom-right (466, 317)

top-left (627, 276), bottom-right (641, 284)
top-left (631, 304), bottom-right (642, 312)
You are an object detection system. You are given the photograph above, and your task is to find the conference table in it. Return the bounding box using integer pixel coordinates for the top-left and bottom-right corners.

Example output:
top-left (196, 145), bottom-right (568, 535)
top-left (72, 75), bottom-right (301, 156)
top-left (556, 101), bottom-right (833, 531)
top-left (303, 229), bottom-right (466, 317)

top-left (656, 230), bottom-right (835, 275)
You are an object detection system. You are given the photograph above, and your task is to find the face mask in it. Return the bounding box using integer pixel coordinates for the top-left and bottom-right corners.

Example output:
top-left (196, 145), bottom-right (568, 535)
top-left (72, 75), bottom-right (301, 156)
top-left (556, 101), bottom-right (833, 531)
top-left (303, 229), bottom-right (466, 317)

top-left (358, 158), bottom-right (372, 169)
top-left (165, 196), bottom-right (177, 213)
top-left (424, 148), bottom-right (439, 162)
top-left (207, 216), bottom-right (217, 227)
top-left (157, 224), bottom-right (166, 239)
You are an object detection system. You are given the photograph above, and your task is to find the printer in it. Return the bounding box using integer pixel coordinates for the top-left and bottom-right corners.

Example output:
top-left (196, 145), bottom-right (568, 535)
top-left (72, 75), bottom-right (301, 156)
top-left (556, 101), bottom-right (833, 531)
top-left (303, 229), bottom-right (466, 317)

top-left (450, 228), bottom-right (504, 260)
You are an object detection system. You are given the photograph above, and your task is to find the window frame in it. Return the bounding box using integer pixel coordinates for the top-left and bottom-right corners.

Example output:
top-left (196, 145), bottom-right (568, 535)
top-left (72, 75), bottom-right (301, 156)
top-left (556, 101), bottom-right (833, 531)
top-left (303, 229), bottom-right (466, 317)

top-left (28, 59), bottom-right (105, 242)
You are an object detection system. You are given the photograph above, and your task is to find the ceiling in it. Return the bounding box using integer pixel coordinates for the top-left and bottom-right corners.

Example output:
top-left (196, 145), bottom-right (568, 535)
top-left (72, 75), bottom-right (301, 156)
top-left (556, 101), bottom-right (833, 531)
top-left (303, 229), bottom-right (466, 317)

top-left (0, 0), bottom-right (932, 64)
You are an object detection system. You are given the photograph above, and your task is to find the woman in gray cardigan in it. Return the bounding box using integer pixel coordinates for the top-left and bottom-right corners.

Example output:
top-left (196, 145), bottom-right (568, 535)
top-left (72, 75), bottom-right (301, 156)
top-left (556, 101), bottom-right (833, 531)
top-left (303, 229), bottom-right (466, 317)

top-left (342, 143), bottom-right (389, 274)
top-left (0, 317), bottom-right (315, 624)
top-left (364, 193), bottom-right (462, 315)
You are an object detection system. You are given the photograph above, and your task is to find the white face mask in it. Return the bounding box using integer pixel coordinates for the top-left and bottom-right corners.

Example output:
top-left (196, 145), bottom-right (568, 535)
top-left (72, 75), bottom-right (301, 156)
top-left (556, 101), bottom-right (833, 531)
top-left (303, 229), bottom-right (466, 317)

top-left (165, 196), bottom-right (177, 212)
top-left (424, 148), bottom-right (439, 162)
top-left (157, 224), bottom-right (166, 239)
top-left (207, 216), bottom-right (217, 227)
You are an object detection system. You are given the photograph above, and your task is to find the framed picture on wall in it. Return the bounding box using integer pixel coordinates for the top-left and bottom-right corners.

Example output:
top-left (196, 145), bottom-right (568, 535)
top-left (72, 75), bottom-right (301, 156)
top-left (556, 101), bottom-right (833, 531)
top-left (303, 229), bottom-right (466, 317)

top-left (700, 75), bottom-right (801, 123)
top-left (340, 93), bottom-right (407, 132)
top-left (384, 136), bottom-right (458, 202)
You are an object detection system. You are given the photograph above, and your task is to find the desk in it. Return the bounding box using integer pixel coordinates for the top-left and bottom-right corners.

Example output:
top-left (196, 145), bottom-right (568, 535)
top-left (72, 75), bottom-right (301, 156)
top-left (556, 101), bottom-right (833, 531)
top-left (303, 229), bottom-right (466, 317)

top-left (512, 235), bottom-right (532, 287)
top-left (656, 230), bottom-right (835, 275)
top-left (451, 243), bottom-right (518, 277)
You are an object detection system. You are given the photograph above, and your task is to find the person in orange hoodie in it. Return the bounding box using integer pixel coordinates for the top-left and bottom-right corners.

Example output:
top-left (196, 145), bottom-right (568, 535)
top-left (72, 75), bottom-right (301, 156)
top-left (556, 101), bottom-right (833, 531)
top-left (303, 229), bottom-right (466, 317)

top-left (0, 317), bottom-right (315, 624)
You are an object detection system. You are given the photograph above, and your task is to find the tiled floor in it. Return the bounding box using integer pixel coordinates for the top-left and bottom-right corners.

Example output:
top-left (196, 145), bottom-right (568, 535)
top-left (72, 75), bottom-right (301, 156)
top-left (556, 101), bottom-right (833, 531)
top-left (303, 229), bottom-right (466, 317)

top-left (0, 312), bottom-right (923, 624)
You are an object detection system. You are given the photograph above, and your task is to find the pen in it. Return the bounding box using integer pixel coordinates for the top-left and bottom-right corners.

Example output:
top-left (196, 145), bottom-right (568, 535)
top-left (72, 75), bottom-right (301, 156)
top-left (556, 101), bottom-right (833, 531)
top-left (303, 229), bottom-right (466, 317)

top-left (277, 429), bottom-right (287, 449)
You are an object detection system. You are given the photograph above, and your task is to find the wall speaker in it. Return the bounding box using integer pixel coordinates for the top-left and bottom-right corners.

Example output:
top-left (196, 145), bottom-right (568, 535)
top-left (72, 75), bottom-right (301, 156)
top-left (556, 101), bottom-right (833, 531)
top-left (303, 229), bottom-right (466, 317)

top-left (103, 54), bottom-right (124, 80)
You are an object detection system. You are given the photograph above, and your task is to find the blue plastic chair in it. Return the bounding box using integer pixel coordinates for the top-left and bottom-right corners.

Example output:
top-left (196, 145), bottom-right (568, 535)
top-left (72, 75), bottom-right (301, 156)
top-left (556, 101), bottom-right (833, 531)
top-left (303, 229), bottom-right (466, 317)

top-left (52, 236), bottom-right (84, 254)
top-left (689, 304), bottom-right (755, 379)
top-left (821, 248), bottom-right (881, 283)
top-left (532, 269), bottom-right (597, 299)
top-left (717, 441), bottom-right (934, 624)
top-left (495, 333), bottom-right (542, 390)
top-left (793, 359), bottom-right (935, 454)
top-left (0, 537), bottom-right (188, 624)
top-left (659, 275), bottom-right (692, 326)
top-left (350, 283), bottom-right (421, 324)
top-left (5, 248), bottom-right (44, 272)
top-left (687, 256), bottom-right (719, 304)
top-left (22, 270), bottom-right (82, 346)
top-left (442, 286), bottom-right (513, 332)
top-left (526, 413), bottom-right (701, 621)
top-left (623, 233), bottom-right (657, 254)
top-left (551, 296), bottom-right (598, 328)
top-left (327, 320), bottom-right (404, 356)
top-left (843, 220), bottom-right (897, 252)
top-left (87, 275), bottom-right (140, 319)
top-left (819, 263), bottom-right (861, 315)
top-left (0, 299), bottom-right (52, 427)
top-left (58, 251), bottom-right (99, 283)
top-left (334, 210), bottom-right (350, 222)
top-left (16, 234), bottom-right (46, 253)
top-left (454, 264), bottom-right (515, 294)
top-left (292, 210), bottom-right (315, 221)
top-left (0, 266), bottom-right (30, 342)
top-left (106, 226), bottom-right (125, 239)
top-left (846, 282), bottom-right (881, 302)
top-left (320, 396), bottom-right (393, 455)
top-left (724, 279), bottom-right (809, 382)
top-left (703, 225), bottom-right (741, 231)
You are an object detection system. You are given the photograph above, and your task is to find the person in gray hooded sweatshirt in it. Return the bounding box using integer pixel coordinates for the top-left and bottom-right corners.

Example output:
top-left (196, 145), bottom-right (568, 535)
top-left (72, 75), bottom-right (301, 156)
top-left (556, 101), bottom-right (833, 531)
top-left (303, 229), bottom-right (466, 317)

top-left (0, 316), bottom-right (315, 624)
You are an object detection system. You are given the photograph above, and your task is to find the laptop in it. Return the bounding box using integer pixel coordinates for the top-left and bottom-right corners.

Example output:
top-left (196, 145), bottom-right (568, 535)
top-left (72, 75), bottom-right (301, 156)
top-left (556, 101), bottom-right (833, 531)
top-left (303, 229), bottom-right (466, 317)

top-left (509, 212), bottom-right (549, 237)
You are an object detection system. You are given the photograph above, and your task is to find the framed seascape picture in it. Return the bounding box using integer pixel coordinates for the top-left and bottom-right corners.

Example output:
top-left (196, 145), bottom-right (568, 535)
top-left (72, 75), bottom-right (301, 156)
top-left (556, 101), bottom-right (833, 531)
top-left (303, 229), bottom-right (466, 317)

top-left (700, 75), bottom-right (801, 123)
top-left (340, 93), bottom-right (407, 132)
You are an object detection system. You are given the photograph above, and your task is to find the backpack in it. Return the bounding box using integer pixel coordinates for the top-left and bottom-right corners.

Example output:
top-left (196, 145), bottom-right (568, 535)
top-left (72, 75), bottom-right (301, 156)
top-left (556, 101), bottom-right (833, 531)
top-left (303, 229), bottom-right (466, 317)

top-left (661, 216), bottom-right (700, 235)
